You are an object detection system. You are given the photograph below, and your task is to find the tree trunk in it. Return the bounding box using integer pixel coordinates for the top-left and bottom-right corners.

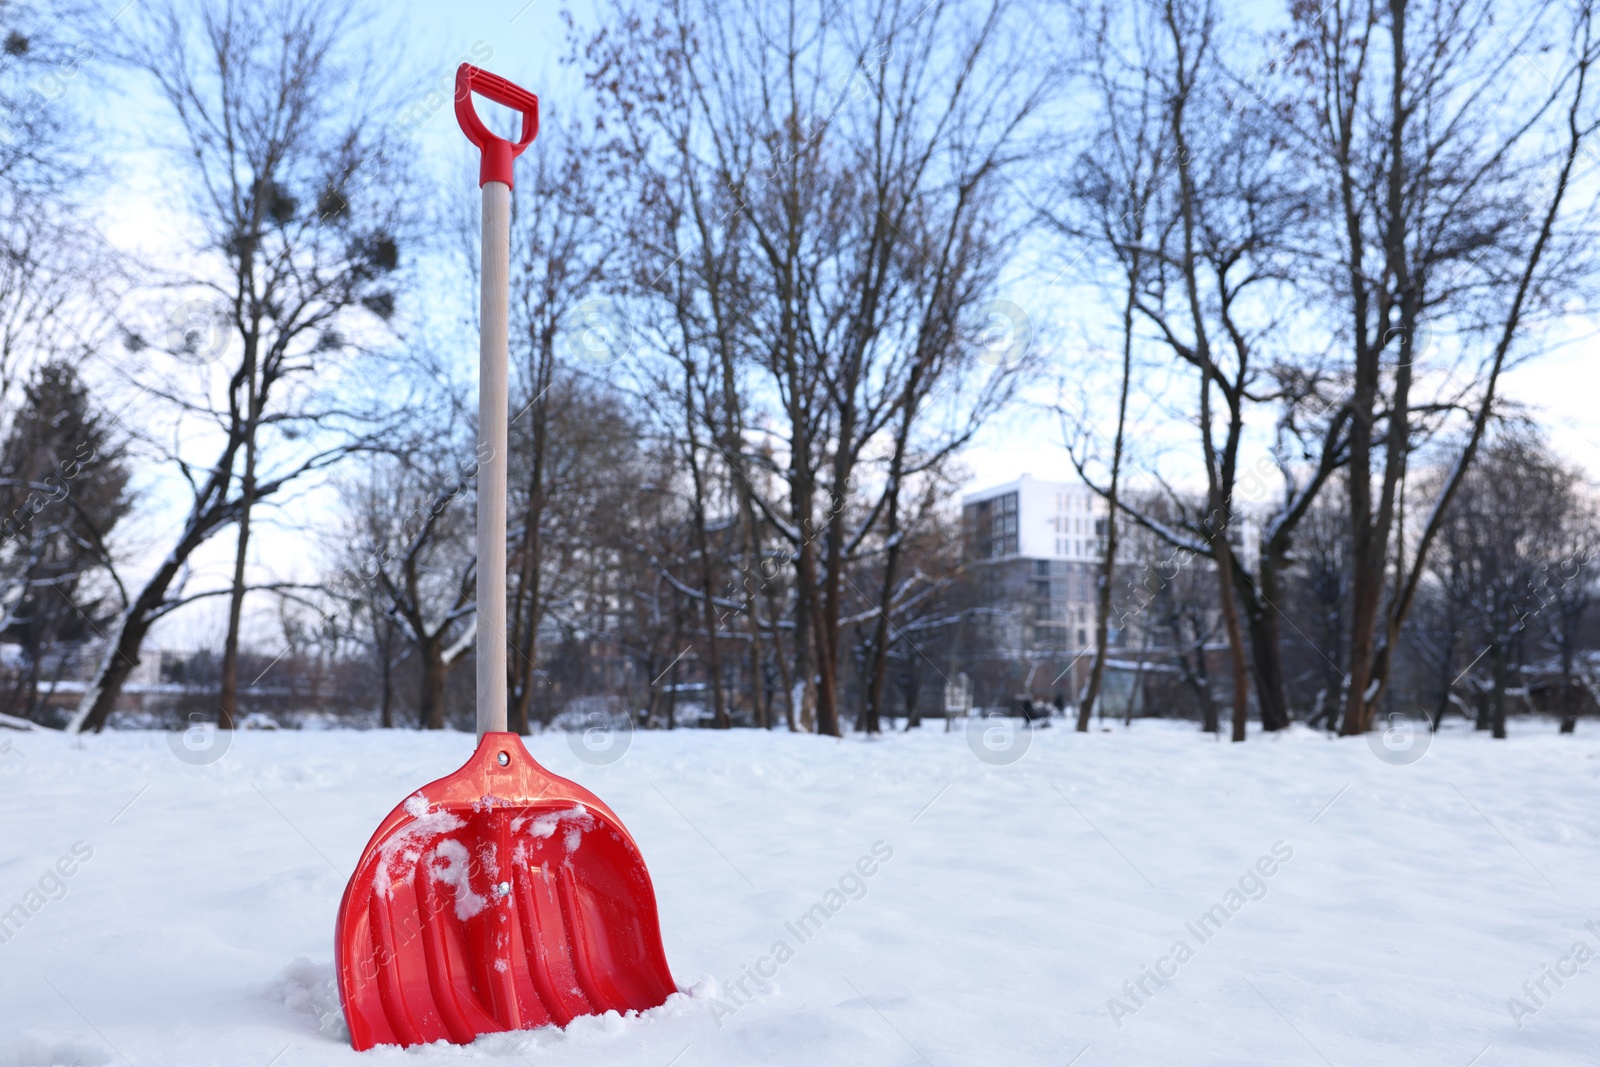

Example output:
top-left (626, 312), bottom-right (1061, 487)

top-left (688, 502), bottom-right (726, 729)
top-left (374, 607), bottom-right (397, 730)
top-left (379, 649), bottom-right (394, 729)
top-left (70, 542), bottom-right (201, 733)
top-left (861, 544), bottom-right (899, 736)
top-left (680, 358), bottom-right (728, 730)
top-left (899, 659), bottom-right (922, 729)
top-left (1081, 257), bottom-right (1136, 732)
top-left (814, 516), bottom-right (844, 739)
top-left (219, 194), bottom-right (267, 734)
top-left (218, 410), bottom-right (257, 732)
top-left (21, 645), bottom-right (40, 722)
top-left (905, 658), bottom-right (925, 730)
top-left (509, 333), bottom-right (552, 736)
top-left (666, 609), bottom-right (682, 731)
top-left (1078, 552), bottom-right (1117, 733)
top-left (1560, 640), bottom-right (1578, 734)
top-left (509, 452), bottom-right (545, 734)
top-left (1167, 30), bottom-right (1249, 743)
top-left (792, 527), bottom-right (824, 734)
top-left (1195, 639), bottom-right (1219, 736)
top-left (697, 556), bottom-right (727, 729)
top-left (1124, 626), bottom-right (1154, 727)
top-left (1340, 0), bottom-right (1416, 737)
top-left (420, 637), bottom-right (447, 730)
top-left (739, 509), bottom-right (770, 730)
top-left (764, 571), bottom-right (794, 732)
top-left (1490, 647), bottom-right (1509, 740)
top-left (717, 310), bottom-right (768, 731)
top-left (1212, 536), bottom-right (1251, 742)
top-left (862, 475), bottom-right (907, 736)
top-left (1240, 591), bottom-right (1290, 731)
top-left (72, 620), bottom-right (147, 733)
top-left (808, 431), bottom-right (855, 740)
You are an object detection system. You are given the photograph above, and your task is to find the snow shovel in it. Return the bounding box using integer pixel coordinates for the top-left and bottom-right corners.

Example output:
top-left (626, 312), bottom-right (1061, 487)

top-left (333, 64), bottom-right (676, 1051)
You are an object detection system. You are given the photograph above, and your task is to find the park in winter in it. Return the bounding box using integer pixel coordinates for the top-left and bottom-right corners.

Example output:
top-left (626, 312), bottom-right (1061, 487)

top-left (3, 0), bottom-right (1600, 1064)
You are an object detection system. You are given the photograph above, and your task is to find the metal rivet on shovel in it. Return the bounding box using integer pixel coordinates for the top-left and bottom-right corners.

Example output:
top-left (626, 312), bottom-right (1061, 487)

top-left (332, 64), bottom-right (676, 1051)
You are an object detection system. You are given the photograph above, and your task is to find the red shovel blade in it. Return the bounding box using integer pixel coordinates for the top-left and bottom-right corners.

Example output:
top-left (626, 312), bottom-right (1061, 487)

top-left (334, 732), bottom-right (676, 1050)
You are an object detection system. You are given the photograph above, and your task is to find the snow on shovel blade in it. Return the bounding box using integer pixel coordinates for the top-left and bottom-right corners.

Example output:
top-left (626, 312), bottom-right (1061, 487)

top-left (334, 732), bottom-right (676, 1050)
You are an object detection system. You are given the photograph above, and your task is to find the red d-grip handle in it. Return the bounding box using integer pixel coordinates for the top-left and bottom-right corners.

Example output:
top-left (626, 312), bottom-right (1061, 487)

top-left (454, 63), bottom-right (539, 188)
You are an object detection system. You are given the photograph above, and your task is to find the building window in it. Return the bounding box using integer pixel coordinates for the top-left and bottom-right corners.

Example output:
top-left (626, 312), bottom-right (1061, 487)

top-left (963, 491), bottom-right (1020, 559)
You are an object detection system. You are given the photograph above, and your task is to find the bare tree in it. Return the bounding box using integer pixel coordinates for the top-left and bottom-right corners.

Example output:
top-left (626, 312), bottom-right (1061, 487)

top-left (1049, 0), bottom-right (1165, 731)
top-left (586, 0), bottom-right (1053, 735)
top-left (1115, 494), bottom-right (1227, 732)
top-left (1155, 565), bottom-right (1223, 733)
top-left (1267, 0), bottom-right (1600, 736)
top-left (1281, 496), bottom-right (1352, 729)
top-left (0, 3), bottom-right (109, 445)
top-left (499, 117), bottom-right (615, 734)
top-left (343, 425), bottom-right (479, 730)
top-left (1059, 0), bottom-right (1382, 740)
top-left (68, 0), bottom-right (406, 733)
top-left (1541, 487), bottom-right (1600, 734)
top-left (1425, 430), bottom-right (1577, 737)
top-left (526, 377), bottom-right (664, 724)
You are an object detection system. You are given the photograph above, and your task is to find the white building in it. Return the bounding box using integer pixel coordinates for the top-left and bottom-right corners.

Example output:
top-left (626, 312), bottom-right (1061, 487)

top-left (963, 474), bottom-right (1109, 564)
top-left (960, 473), bottom-right (1259, 654)
top-left (963, 473), bottom-right (1259, 571)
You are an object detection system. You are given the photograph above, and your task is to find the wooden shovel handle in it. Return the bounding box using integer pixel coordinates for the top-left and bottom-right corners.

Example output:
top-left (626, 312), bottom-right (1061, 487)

top-left (476, 181), bottom-right (510, 739)
top-left (457, 64), bottom-right (538, 738)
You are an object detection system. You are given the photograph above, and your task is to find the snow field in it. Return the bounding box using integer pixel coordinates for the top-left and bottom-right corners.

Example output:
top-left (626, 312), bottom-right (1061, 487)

top-left (1, 719), bottom-right (1598, 1065)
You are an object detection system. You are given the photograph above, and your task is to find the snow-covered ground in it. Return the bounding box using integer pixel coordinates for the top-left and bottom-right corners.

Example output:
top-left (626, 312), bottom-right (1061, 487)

top-left (3, 718), bottom-right (1600, 1066)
